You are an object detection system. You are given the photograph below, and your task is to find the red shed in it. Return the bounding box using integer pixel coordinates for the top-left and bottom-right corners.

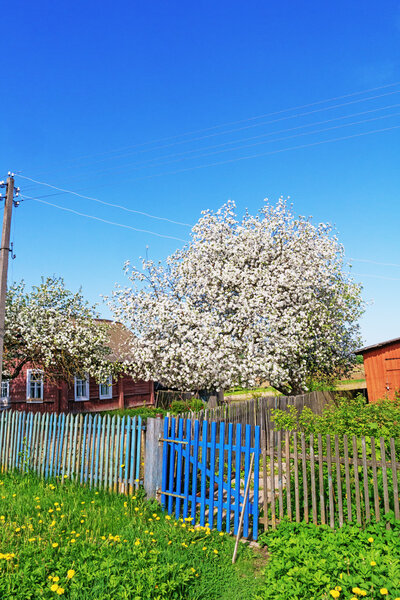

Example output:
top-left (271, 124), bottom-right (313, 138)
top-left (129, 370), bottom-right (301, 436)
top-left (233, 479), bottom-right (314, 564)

top-left (356, 337), bottom-right (400, 403)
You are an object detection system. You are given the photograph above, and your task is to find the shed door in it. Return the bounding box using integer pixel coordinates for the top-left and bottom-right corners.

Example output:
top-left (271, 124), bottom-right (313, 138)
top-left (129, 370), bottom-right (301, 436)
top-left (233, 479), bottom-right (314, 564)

top-left (384, 357), bottom-right (400, 397)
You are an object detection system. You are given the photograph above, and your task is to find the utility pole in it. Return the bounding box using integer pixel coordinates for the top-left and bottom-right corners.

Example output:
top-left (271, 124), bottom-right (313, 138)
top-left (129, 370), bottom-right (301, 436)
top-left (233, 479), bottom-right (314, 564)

top-left (0, 174), bottom-right (19, 393)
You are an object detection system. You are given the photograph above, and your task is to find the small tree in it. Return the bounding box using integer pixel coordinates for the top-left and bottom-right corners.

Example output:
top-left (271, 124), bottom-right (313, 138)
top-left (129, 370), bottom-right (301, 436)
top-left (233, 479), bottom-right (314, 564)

top-left (109, 200), bottom-right (364, 395)
top-left (4, 277), bottom-right (118, 384)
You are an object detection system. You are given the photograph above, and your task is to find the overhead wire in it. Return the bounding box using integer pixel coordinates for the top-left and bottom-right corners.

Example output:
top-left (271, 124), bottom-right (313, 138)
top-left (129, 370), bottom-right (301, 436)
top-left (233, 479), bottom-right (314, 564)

top-left (16, 175), bottom-right (191, 227)
top-left (20, 195), bottom-right (189, 243)
top-left (67, 80), bottom-right (400, 164)
top-left (73, 106), bottom-right (400, 176)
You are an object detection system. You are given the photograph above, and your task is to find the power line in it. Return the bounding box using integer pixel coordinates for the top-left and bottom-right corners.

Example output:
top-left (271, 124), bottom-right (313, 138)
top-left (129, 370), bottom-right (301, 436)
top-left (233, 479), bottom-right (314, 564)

top-left (80, 107), bottom-right (400, 176)
top-left (120, 122), bottom-right (400, 183)
top-left (64, 102), bottom-right (400, 178)
top-left (349, 257), bottom-right (400, 268)
top-left (16, 175), bottom-right (191, 227)
top-left (67, 80), bottom-right (400, 163)
top-left (353, 272), bottom-right (400, 282)
top-left (20, 195), bottom-right (189, 243)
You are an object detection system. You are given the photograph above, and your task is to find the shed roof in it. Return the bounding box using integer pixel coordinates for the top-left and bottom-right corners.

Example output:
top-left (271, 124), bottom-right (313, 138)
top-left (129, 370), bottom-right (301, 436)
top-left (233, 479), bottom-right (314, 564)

top-left (356, 337), bottom-right (400, 355)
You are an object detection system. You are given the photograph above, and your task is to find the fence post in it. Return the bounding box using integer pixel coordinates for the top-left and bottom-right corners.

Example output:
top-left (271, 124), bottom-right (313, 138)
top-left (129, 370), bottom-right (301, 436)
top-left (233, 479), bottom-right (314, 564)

top-left (144, 418), bottom-right (163, 499)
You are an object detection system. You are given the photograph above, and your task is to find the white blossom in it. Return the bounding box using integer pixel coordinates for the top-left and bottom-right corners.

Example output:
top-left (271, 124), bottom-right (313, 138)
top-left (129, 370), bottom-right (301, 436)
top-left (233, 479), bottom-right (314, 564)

top-left (108, 199), bottom-right (364, 394)
top-left (4, 277), bottom-right (119, 384)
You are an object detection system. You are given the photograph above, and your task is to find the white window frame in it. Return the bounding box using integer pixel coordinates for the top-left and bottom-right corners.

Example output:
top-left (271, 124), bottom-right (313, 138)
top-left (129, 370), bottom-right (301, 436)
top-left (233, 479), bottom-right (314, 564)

top-left (99, 375), bottom-right (113, 400)
top-left (0, 379), bottom-right (10, 407)
top-left (74, 374), bottom-right (90, 401)
top-left (26, 369), bottom-right (44, 403)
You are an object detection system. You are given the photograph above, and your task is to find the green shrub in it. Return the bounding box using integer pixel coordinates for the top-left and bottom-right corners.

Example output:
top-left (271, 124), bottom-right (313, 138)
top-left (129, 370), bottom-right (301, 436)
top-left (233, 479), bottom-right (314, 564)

top-left (256, 519), bottom-right (400, 600)
top-left (271, 394), bottom-right (400, 440)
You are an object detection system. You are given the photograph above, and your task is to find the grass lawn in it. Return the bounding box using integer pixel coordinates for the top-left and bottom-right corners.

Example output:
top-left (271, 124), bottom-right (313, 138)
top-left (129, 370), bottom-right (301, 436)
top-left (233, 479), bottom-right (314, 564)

top-left (0, 472), bottom-right (262, 600)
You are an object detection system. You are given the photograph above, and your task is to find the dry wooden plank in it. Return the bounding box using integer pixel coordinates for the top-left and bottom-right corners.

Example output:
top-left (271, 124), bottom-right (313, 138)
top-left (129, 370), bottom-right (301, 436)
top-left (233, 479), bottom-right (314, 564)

top-left (390, 438), bottom-right (400, 520)
top-left (352, 435), bottom-right (362, 525)
top-left (285, 430), bottom-right (292, 521)
top-left (301, 433), bottom-right (309, 524)
top-left (343, 435), bottom-right (352, 523)
top-left (361, 437), bottom-right (371, 523)
top-left (326, 435), bottom-right (335, 528)
top-left (261, 429), bottom-right (269, 530)
top-left (277, 430), bottom-right (283, 520)
top-left (293, 432), bottom-right (300, 522)
top-left (309, 434), bottom-right (318, 524)
top-left (269, 433), bottom-right (276, 529)
top-left (379, 437), bottom-right (390, 518)
top-left (370, 436), bottom-right (380, 522)
top-left (334, 435), bottom-right (344, 528)
top-left (317, 434), bottom-right (326, 525)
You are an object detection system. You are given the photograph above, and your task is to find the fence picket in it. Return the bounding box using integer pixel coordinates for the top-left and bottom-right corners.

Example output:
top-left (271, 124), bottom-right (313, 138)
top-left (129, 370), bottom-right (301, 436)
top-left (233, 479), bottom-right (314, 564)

top-left (352, 435), bottom-right (362, 525)
top-left (379, 437), bottom-right (390, 518)
top-left (334, 435), bottom-right (344, 528)
top-left (234, 423), bottom-right (242, 534)
top-left (317, 434), bottom-right (326, 525)
top-left (326, 435), bottom-right (335, 528)
top-left (253, 426), bottom-right (260, 540)
top-left (361, 437), bottom-right (371, 523)
top-left (300, 433), bottom-right (308, 524)
top-left (225, 423), bottom-right (233, 533)
top-left (390, 438), bottom-right (400, 520)
top-left (370, 436), bottom-right (380, 522)
top-left (208, 421), bottom-right (217, 529)
top-left (343, 435), bottom-right (352, 523)
top-left (309, 434), bottom-right (317, 525)
top-left (285, 430), bottom-right (292, 522)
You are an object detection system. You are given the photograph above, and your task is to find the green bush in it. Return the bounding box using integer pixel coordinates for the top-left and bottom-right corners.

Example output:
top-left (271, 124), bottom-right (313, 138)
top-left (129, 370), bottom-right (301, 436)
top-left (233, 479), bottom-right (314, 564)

top-left (271, 394), bottom-right (400, 440)
top-left (256, 519), bottom-right (400, 600)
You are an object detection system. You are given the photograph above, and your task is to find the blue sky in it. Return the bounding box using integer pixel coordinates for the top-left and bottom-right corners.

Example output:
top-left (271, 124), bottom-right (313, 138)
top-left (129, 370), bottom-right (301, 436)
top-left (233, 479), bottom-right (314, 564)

top-left (2, 0), bottom-right (400, 345)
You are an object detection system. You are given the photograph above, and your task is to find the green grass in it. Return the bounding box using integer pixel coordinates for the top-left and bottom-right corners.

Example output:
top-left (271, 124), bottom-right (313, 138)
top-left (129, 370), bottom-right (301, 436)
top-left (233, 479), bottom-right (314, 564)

top-left (224, 387), bottom-right (280, 396)
top-left (0, 471), bottom-right (262, 599)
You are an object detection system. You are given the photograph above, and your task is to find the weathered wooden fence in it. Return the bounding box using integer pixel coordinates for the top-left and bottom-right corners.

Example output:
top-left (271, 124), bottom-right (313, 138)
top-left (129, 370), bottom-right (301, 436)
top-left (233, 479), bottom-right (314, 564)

top-left (0, 410), bottom-right (143, 493)
top-left (261, 431), bottom-right (400, 529)
top-left (177, 391), bottom-right (339, 444)
top-left (160, 416), bottom-right (261, 539)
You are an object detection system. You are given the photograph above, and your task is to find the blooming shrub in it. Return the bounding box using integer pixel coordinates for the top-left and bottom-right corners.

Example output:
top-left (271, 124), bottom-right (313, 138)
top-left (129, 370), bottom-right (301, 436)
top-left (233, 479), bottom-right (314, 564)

top-left (256, 520), bottom-right (400, 600)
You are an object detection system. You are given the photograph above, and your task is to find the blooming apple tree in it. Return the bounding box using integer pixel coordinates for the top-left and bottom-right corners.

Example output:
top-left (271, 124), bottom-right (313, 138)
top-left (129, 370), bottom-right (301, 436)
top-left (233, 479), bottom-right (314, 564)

top-left (109, 200), bottom-right (364, 395)
top-left (4, 277), bottom-right (118, 383)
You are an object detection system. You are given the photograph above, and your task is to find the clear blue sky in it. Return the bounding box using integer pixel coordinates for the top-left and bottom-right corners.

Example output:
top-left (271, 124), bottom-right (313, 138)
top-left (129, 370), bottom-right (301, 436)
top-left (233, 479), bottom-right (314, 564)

top-left (2, 0), bottom-right (400, 345)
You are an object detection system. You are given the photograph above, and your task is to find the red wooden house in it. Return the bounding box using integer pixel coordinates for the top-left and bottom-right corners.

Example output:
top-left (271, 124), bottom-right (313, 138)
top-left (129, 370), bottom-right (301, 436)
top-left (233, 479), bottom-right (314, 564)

top-left (356, 337), bottom-right (400, 403)
top-left (0, 321), bottom-right (155, 413)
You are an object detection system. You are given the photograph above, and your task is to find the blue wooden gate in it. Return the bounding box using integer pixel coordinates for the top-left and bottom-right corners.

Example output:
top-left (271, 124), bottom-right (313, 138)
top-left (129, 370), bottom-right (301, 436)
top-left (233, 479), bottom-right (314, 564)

top-left (160, 417), bottom-right (261, 540)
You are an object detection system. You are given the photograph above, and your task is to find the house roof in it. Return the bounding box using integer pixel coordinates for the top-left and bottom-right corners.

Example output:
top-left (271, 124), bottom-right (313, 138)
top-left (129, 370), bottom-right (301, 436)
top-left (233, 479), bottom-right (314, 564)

top-left (96, 319), bottom-right (134, 363)
top-left (356, 337), bottom-right (400, 355)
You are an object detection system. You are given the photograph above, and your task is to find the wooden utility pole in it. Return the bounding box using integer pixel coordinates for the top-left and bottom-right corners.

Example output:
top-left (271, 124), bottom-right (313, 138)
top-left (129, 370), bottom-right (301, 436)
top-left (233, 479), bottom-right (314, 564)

top-left (0, 175), bottom-right (15, 389)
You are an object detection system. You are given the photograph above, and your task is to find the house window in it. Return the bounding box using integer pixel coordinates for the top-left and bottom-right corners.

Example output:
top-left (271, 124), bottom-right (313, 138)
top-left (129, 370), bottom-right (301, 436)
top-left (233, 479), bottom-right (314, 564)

top-left (74, 375), bottom-right (89, 401)
top-left (26, 370), bottom-right (44, 402)
top-left (0, 380), bottom-right (9, 406)
top-left (99, 376), bottom-right (113, 400)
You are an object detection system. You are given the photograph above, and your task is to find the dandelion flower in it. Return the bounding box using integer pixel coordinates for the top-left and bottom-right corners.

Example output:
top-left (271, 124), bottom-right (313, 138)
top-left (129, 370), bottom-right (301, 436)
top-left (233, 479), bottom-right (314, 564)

top-left (67, 570), bottom-right (75, 579)
top-left (380, 590), bottom-right (388, 596)
top-left (52, 543), bottom-right (58, 548)
top-left (50, 584), bottom-right (59, 592)
top-left (213, 549), bottom-right (218, 554)
top-left (370, 561), bottom-right (377, 566)
top-left (56, 588), bottom-right (64, 595)
top-left (329, 591), bottom-right (340, 599)
top-left (368, 537), bottom-right (374, 543)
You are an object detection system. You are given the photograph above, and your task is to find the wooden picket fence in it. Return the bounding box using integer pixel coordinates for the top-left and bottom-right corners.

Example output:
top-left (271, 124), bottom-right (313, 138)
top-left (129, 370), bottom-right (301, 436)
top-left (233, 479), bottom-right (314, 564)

top-left (0, 410), bottom-right (143, 493)
top-left (262, 431), bottom-right (400, 529)
top-left (176, 391), bottom-right (337, 445)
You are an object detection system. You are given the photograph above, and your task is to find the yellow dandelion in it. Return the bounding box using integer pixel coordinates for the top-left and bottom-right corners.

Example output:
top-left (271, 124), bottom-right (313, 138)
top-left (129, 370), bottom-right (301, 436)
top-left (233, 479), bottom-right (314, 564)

top-left (50, 583), bottom-right (59, 592)
top-left (67, 569), bottom-right (75, 579)
top-left (53, 576), bottom-right (60, 582)
top-left (329, 591), bottom-right (340, 599)
top-left (52, 543), bottom-right (58, 548)
top-left (70, 539), bottom-right (76, 544)
top-left (368, 537), bottom-right (374, 543)
top-left (213, 549), bottom-right (218, 554)
top-left (56, 588), bottom-right (64, 595)
top-left (380, 590), bottom-right (388, 596)
top-left (370, 561), bottom-right (377, 566)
